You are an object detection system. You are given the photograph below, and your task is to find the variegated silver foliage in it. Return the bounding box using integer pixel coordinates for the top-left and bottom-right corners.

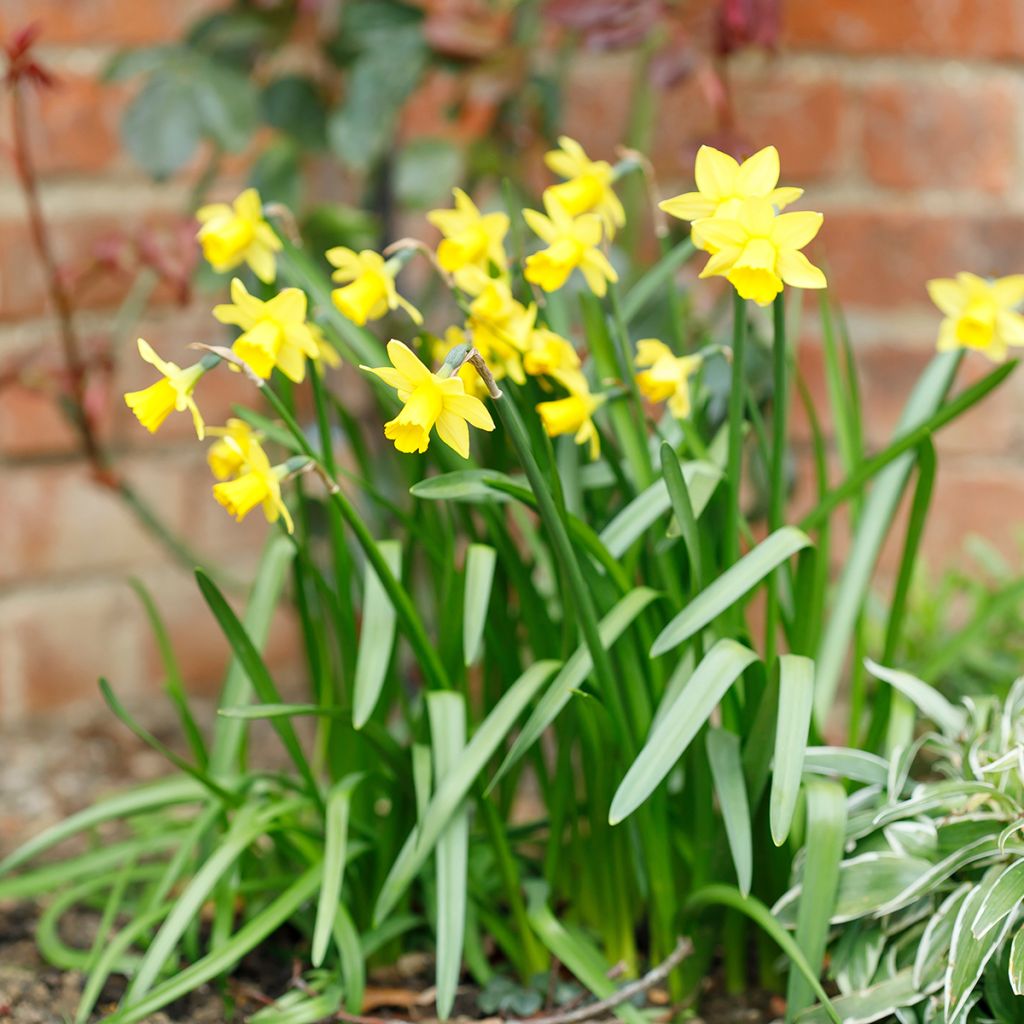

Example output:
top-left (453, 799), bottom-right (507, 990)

top-left (781, 669), bottom-right (1024, 1024)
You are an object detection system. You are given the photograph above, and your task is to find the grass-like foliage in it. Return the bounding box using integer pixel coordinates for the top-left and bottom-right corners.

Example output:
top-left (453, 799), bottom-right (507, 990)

top-left (0, 140), bottom-right (1019, 1024)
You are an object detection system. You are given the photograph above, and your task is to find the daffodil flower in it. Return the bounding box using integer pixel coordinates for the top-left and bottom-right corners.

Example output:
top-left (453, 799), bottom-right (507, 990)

top-left (427, 188), bottom-right (509, 285)
top-left (196, 188), bottom-right (282, 283)
top-left (207, 418), bottom-right (261, 480)
top-left (536, 371), bottom-right (606, 458)
top-left (361, 340), bottom-right (495, 458)
top-left (544, 135), bottom-right (625, 239)
top-left (927, 273), bottom-right (1024, 363)
top-left (466, 281), bottom-right (535, 385)
top-left (523, 327), bottom-right (581, 379)
top-left (660, 145), bottom-right (803, 252)
top-left (326, 248), bottom-right (422, 327)
top-left (123, 338), bottom-right (207, 439)
top-left (634, 339), bottom-right (702, 419)
top-left (523, 195), bottom-right (618, 297)
top-left (213, 279), bottom-right (320, 382)
top-left (211, 433), bottom-right (294, 534)
top-left (696, 197), bottom-right (826, 307)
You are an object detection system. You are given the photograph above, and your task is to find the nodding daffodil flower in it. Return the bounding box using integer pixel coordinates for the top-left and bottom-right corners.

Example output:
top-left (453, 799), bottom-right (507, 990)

top-left (196, 188), bottom-right (281, 283)
top-left (696, 197), bottom-right (826, 306)
top-left (462, 269), bottom-right (535, 384)
top-left (523, 327), bottom-right (581, 379)
top-left (123, 338), bottom-right (207, 439)
top-left (427, 188), bottom-right (509, 284)
top-left (635, 339), bottom-right (702, 419)
top-left (659, 145), bottom-right (803, 253)
top-left (361, 340), bottom-right (495, 458)
top-left (523, 194), bottom-right (618, 297)
top-left (211, 433), bottom-right (294, 534)
top-left (536, 372), bottom-right (606, 459)
top-left (207, 418), bottom-right (261, 480)
top-left (927, 273), bottom-right (1024, 363)
top-left (213, 278), bottom-right (319, 382)
top-left (327, 248), bottom-right (423, 327)
top-left (544, 135), bottom-right (625, 239)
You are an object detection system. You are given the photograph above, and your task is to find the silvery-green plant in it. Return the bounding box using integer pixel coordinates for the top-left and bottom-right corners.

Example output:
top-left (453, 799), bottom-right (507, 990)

top-left (782, 662), bottom-right (1024, 1024)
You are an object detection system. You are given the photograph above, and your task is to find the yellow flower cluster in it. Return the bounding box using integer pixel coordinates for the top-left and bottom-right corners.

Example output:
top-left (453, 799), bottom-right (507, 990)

top-left (121, 139), bottom-right (1020, 537)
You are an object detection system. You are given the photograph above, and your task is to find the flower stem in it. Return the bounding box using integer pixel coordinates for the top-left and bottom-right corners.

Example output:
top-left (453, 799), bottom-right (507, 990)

top-left (764, 295), bottom-right (787, 665)
top-left (725, 292), bottom-right (748, 568)
top-left (259, 383), bottom-right (451, 694)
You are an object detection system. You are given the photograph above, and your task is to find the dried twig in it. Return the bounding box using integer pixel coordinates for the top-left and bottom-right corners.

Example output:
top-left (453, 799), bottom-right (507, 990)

top-left (510, 937), bottom-right (693, 1024)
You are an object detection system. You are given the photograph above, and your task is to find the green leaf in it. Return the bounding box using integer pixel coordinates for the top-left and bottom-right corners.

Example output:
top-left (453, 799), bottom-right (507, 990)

top-left (947, 872), bottom-right (1017, 1021)
top-left (526, 883), bottom-right (647, 1024)
top-left (650, 527), bottom-right (812, 657)
top-left (802, 747), bottom-right (889, 786)
top-left (687, 885), bottom-right (840, 1024)
top-left (210, 535), bottom-right (295, 775)
top-left (327, 24), bottom-right (426, 171)
top-left (196, 568), bottom-right (318, 797)
top-left (262, 74), bottom-right (327, 148)
top-left (121, 72), bottom-right (201, 179)
top-left (973, 861), bottom-right (1024, 940)
top-left (661, 443), bottom-right (705, 593)
top-left (913, 884), bottom-right (971, 990)
top-left (706, 729), bottom-right (752, 897)
top-left (832, 854), bottom-right (933, 923)
top-left (104, 866), bottom-right (322, 1024)
top-left (312, 775), bottom-right (362, 968)
top-left (599, 461), bottom-right (721, 558)
top-left (427, 693), bottom-right (469, 1021)
top-left (1010, 924), bottom-right (1024, 995)
top-left (395, 138), bottom-right (464, 209)
top-left (796, 968), bottom-right (924, 1024)
top-left (249, 139), bottom-right (302, 209)
top-left (463, 544), bottom-right (497, 666)
top-left (621, 238), bottom-right (695, 322)
top-left (353, 540), bottom-right (403, 729)
top-left (813, 352), bottom-right (961, 724)
top-left (771, 654), bottom-right (815, 846)
top-left (411, 469), bottom-right (522, 504)
top-left (864, 659), bottom-right (966, 736)
top-left (786, 780), bottom-right (847, 1021)
top-left (333, 903), bottom-right (366, 1013)
top-left (194, 62), bottom-right (259, 152)
top-left (610, 639), bottom-right (759, 824)
top-left (374, 660), bottom-right (560, 924)
top-left (491, 588), bottom-right (661, 787)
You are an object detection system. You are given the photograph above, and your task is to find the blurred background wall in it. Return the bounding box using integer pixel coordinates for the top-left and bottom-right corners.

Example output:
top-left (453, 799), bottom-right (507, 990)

top-left (1, 0), bottom-right (1023, 718)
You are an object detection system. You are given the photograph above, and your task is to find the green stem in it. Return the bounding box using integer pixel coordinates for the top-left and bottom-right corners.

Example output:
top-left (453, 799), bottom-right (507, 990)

top-left (725, 291), bottom-right (748, 568)
top-left (495, 391), bottom-right (633, 747)
top-left (764, 295), bottom-right (787, 665)
top-left (260, 384), bottom-right (450, 694)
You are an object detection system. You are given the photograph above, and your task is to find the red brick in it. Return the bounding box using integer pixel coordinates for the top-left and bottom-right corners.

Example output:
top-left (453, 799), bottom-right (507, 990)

top-left (862, 79), bottom-right (1016, 194)
top-left (784, 0), bottom-right (1024, 60)
top-left (0, 580), bottom-right (143, 714)
top-left (0, 0), bottom-right (217, 46)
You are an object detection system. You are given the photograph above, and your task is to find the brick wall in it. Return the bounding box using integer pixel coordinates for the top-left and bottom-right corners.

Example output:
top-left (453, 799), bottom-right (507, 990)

top-left (2, 0), bottom-right (1023, 717)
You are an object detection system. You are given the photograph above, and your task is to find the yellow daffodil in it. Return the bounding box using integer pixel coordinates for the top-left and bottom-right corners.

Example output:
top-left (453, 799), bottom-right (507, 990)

top-left (212, 278), bottom-right (319, 382)
top-left (536, 372), bottom-right (605, 459)
top-left (196, 188), bottom-right (281, 283)
top-left (660, 145), bottom-right (803, 252)
top-left (523, 327), bottom-right (581, 379)
top-left (123, 338), bottom-right (207, 439)
top-left (207, 418), bottom-right (261, 480)
top-left (326, 248), bottom-right (422, 327)
top-left (544, 135), bottom-right (625, 239)
top-left (427, 188), bottom-right (509, 285)
top-left (361, 340), bottom-right (495, 458)
top-left (927, 272), bottom-right (1024, 363)
top-left (634, 339), bottom-right (702, 419)
top-left (523, 194), bottom-right (618, 297)
top-left (461, 268), bottom-right (535, 384)
top-left (696, 197), bottom-right (826, 307)
top-left (212, 433), bottom-right (294, 534)
top-left (308, 323), bottom-right (342, 375)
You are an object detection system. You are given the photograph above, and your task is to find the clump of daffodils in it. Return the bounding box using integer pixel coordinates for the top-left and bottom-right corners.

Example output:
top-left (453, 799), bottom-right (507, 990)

top-left (121, 140), bottom-right (1018, 536)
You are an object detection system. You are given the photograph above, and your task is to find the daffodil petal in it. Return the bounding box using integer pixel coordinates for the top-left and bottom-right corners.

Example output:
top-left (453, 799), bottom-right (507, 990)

top-left (694, 218), bottom-right (747, 250)
top-left (387, 340), bottom-right (432, 385)
top-left (443, 392), bottom-right (495, 431)
top-left (659, 192), bottom-right (718, 222)
top-left (735, 145), bottom-right (780, 196)
top-left (993, 275), bottom-right (1024, 309)
top-left (435, 409), bottom-right (471, 458)
top-left (997, 309), bottom-right (1024, 346)
top-left (693, 145), bottom-right (739, 199)
top-left (926, 278), bottom-right (965, 318)
top-left (770, 211), bottom-right (823, 250)
top-left (769, 186), bottom-right (804, 211)
top-left (523, 207), bottom-right (557, 244)
top-left (777, 249), bottom-right (827, 290)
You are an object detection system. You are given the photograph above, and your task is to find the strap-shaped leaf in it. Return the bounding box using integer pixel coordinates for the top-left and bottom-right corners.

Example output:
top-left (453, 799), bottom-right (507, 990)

top-left (353, 540), bottom-right (403, 729)
top-left (463, 544), bottom-right (497, 666)
top-left (770, 655), bottom-right (815, 846)
top-left (706, 728), bottom-right (752, 896)
top-left (610, 639), bottom-right (758, 825)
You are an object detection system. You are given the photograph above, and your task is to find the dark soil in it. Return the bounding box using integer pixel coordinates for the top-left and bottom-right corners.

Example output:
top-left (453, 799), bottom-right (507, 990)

top-left (0, 703), bottom-right (775, 1024)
